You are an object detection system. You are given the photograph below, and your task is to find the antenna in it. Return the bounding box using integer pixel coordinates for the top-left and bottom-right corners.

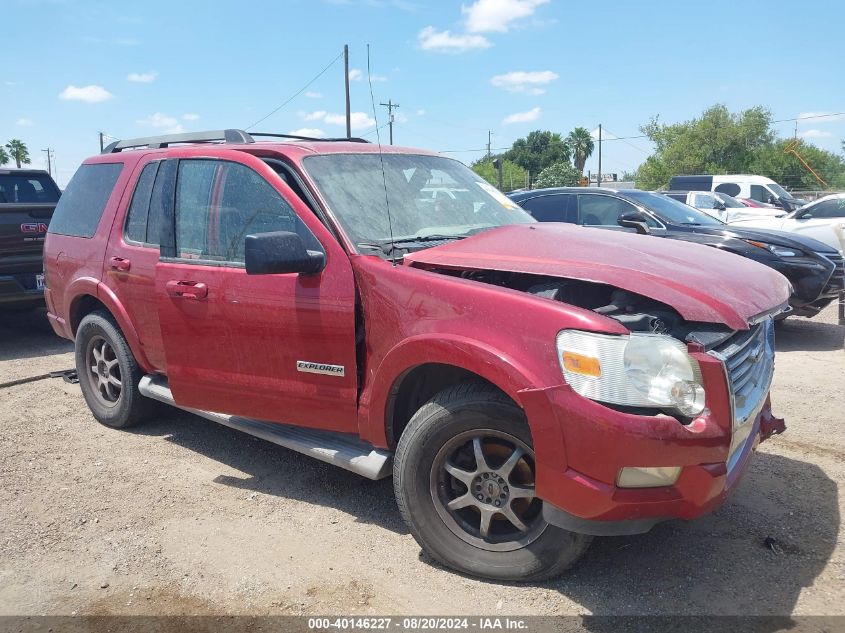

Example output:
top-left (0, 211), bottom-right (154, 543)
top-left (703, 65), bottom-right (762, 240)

top-left (366, 44), bottom-right (396, 264)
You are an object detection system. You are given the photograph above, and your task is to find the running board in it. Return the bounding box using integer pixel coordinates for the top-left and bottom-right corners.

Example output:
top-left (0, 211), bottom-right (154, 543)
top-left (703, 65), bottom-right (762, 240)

top-left (138, 375), bottom-right (393, 480)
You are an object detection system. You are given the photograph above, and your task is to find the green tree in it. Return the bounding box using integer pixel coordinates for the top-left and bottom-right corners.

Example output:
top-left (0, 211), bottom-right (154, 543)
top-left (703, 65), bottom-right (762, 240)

top-left (566, 127), bottom-right (594, 174)
top-left (0, 146), bottom-right (8, 166)
top-left (472, 158), bottom-right (528, 192)
top-left (635, 105), bottom-right (773, 189)
top-left (750, 140), bottom-right (845, 190)
top-left (504, 130), bottom-right (571, 179)
top-left (534, 161), bottom-right (581, 188)
top-left (5, 139), bottom-right (30, 168)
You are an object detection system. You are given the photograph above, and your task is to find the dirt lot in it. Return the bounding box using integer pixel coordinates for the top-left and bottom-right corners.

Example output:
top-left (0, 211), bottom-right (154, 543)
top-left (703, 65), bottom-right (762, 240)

top-left (0, 305), bottom-right (843, 618)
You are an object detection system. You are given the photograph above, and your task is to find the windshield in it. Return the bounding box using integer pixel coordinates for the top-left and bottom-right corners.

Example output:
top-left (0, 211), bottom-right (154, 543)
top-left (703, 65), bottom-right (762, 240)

top-left (713, 192), bottom-right (745, 208)
top-left (625, 190), bottom-right (724, 226)
top-left (303, 153), bottom-right (534, 250)
top-left (767, 182), bottom-right (795, 200)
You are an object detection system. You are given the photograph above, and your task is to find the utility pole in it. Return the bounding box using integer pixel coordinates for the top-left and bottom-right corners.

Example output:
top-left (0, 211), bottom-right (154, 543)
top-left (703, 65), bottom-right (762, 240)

top-left (99, 132), bottom-right (105, 152)
top-left (344, 44), bottom-right (352, 139)
top-left (41, 148), bottom-right (53, 176)
top-left (597, 124), bottom-right (602, 188)
top-left (380, 100), bottom-right (400, 145)
top-left (486, 131), bottom-right (493, 160)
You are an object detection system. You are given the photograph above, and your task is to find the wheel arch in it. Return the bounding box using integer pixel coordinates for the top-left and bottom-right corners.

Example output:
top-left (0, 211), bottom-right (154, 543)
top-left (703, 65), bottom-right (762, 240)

top-left (67, 283), bottom-right (154, 373)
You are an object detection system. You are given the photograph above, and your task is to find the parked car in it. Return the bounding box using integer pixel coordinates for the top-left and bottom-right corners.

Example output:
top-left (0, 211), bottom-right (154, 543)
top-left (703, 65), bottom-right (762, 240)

top-left (731, 193), bottom-right (845, 255)
top-left (45, 130), bottom-right (790, 581)
top-left (669, 174), bottom-right (806, 212)
top-left (0, 168), bottom-right (62, 309)
top-left (508, 187), bottom-right (844, 318)
top-left (659, 190), bottom-right (785, 222)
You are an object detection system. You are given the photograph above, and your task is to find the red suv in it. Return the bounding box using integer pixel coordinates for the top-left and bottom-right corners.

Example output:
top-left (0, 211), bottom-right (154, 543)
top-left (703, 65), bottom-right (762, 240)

top-left (44, 130), bottom-right (789, 581)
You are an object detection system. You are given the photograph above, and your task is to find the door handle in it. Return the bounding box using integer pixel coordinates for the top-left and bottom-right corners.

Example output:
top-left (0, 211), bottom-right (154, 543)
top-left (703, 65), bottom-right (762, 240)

top-left (109, 256), bottom-right (131, 272)
top-left (165, 280), bottom-right (208, 299)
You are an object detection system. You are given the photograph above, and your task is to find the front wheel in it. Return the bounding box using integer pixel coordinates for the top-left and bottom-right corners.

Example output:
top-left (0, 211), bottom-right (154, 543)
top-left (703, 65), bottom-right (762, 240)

top-left (394, 382), bottom-right (592, 581)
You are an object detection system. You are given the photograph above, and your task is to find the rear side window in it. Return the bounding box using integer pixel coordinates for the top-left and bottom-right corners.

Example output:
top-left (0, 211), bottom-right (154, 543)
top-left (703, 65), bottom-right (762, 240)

top-left (48, 163), bottom-right (123, 238)
top-left (124, 162), bottom-right (161, 244)
top-left (125, 161), bottom-right (160, 246)
top-left (521, 194), bottom-right (574, 222)
top-left (174, 159), bottom-right (315, 263)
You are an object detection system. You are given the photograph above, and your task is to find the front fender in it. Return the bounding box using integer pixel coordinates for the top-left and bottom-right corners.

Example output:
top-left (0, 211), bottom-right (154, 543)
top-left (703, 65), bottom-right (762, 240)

top-left (359, 334), bottom-right (567, 469)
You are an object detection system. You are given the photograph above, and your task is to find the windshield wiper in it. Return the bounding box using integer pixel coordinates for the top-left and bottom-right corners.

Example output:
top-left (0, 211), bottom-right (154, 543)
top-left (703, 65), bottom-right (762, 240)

top-left (681, 222), bottom-right (702, 226)
top-left (357, 234), bottom-right (467, 257)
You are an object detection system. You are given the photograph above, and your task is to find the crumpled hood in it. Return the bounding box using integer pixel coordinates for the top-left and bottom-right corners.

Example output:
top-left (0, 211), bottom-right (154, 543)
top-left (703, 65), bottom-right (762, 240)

top-left (404, 223), bottom-right (791, 330)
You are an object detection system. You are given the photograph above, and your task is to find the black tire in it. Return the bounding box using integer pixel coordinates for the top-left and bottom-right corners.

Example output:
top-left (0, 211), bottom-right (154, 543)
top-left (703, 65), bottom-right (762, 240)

top-left (394, 381), bottom-right (592, 582)
top-left (75, 310), bottom-right (154, 429)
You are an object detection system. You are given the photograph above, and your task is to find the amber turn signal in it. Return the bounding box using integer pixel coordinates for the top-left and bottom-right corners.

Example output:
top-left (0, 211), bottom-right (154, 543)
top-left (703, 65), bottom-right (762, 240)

top-left (562, 351), bottom-right (602, 377)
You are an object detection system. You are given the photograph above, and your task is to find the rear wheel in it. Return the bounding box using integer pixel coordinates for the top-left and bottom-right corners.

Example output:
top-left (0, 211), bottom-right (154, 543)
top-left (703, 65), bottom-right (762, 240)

top-left (394, 382), bottom-right (592, 581)
top-left (75, 311), bottom-right (154, 429)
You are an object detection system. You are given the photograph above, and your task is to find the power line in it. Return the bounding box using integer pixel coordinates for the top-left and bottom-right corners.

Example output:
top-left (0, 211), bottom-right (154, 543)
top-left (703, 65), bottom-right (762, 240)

top-left (245, 51), bottom-right (344, 130)
top-left (772, 111), bottom-right (845, 124)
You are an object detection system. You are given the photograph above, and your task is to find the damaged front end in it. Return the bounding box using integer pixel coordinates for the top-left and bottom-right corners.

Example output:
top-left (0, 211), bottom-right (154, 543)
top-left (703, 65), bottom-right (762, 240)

top-left (421, 265), bottom-right (785, 471)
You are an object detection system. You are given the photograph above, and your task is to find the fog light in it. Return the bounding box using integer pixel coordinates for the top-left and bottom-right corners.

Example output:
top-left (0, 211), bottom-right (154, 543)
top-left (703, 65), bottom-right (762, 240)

top-left (617, 466), bottom-right (682, 488)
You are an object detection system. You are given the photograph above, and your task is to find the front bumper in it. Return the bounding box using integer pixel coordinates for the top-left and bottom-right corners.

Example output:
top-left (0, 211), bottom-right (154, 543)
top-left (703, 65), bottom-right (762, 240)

top-left (521, 326), bottom-right (783, 536)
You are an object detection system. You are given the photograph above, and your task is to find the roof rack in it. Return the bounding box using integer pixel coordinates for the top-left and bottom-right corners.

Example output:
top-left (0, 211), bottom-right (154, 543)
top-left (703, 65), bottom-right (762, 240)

top-left (102, 129), bottom-right (371, 154)
top-left (249, 132), bottom-right (370, 144)
top-left (102, 129), bottom-right (254, 154)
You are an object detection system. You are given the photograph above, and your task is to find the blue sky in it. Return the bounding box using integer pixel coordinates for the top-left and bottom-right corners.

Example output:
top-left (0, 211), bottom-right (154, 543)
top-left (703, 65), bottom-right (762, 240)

top-left (3, 0), bottom-right (844, 187)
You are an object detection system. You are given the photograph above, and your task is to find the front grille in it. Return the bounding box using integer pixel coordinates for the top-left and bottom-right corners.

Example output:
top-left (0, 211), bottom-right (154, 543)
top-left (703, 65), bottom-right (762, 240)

top-left (709, 320), bottom-right (775, 471)
top-left (823, 254), bottom-right (845, 293)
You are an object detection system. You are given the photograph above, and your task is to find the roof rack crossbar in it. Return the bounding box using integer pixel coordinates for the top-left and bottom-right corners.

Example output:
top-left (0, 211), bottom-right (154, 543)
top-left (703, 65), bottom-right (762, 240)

top-left (249, 132), bottom-right (371, 144)
top-left (102, 129), bottom-right (255, 154)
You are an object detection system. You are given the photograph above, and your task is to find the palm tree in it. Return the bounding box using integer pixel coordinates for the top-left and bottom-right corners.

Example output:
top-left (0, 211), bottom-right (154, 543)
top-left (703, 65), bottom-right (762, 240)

top-left (0, 146), bottom-right (8, 166)
top-left (567, 127), bottom-right (595, 174)
top-left (5, 139), bottom-right (30, 168)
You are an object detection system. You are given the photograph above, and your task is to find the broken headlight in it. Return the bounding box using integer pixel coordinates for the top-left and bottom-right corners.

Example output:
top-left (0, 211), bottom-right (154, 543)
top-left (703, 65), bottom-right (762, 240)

top-left (556, 330), bottom-right (706, 417)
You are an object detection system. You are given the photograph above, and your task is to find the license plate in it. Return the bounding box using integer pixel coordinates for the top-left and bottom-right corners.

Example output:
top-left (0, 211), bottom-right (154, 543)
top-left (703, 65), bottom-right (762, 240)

top-left (35, 273), bottom-right (45, 290)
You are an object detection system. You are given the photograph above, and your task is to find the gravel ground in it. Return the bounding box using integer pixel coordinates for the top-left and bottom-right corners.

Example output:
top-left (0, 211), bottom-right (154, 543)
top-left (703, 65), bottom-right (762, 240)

top-left (0, 304), bottom-right (843, 618)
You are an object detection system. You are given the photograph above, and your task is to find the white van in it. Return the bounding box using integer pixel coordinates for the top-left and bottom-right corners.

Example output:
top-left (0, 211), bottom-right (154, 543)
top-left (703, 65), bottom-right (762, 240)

top-left (668, 174), bottom-right (807, 211)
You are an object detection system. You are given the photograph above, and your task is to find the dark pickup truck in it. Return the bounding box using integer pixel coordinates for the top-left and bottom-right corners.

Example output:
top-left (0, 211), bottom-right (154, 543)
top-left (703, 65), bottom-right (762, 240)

top-left (0, 169), bottom-right (61, 308)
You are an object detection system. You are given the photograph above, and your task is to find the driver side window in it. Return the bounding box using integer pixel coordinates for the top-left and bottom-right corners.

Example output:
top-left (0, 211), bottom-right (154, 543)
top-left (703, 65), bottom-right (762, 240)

top-left (806, 199), bottom-right (845, 219)
top-left (750, 185), bottom-right (770, 203)
top-left (174, 160), bottom-right (319, 263)
top-left (577, 195), bottom-right (659, 227)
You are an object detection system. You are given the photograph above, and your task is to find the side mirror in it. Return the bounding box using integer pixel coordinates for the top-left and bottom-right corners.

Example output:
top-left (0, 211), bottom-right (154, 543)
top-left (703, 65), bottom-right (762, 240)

top-left (617, 210), bottom-right (651, 235)
top-left (767, 195), bottom-right (777, 205)
top-left (714, 202), bottom-right (727, 211)
top-left (245, 231), bottom-right (325, 275)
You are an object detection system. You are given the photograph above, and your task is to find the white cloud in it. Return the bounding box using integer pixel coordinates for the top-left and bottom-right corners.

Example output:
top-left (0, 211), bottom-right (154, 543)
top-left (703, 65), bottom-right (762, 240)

top-left (418, 26), bottom-right (491, 52)
top-left (416, 109), bottom-right (426, 116)
top-left (503, 106), bottom-right (541, 124)
top-left (182, 113), bottom-right (200, 121)
top-left (59, 84), bottom-right (114, 103)
top-left (490, 70), bottom-right (557, 94)
top-left (127, 71), bottom-right (158, 83)
top-left (348, 68), bottom-right (363, 81)
top-left (797, 111), bottom-right (845, 124)
top-left (15, 118), bottom-right (34, 127)
top-left (305, 91), bottom-right (323, 98)
top-left (137, 112), bottom-right (185, 134)
top-left (302, 110), bottom-right (376, 131)
top-left (303, 110), bottom-right (328, 121)
top-left (462, 0), bottom-right (548, 33)
top-left (326, 111), bottom-right (375, 130)
top-left (290, 128), bottom-right (325, 137)
top-left (799, 129), bottom-right (832, 139)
